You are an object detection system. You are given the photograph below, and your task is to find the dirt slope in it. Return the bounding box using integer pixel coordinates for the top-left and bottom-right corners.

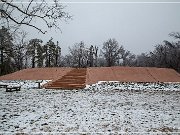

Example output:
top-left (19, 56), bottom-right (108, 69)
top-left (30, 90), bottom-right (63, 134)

top-left (0, 67), bottom-right (73, 80)
top-left (146, 67), bottom-right (180, 82)
top-left (86, 67), bottom-right (180, 84)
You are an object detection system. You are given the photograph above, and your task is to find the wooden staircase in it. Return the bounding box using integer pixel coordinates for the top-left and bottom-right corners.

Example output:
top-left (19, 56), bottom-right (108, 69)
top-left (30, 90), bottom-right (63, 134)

top-left (45, 68), bottom-right (87, 89)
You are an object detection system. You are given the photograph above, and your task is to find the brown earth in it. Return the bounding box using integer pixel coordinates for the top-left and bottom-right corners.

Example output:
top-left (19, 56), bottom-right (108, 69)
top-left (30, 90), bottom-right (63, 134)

top-left (0, 67), bottom-right (73, 80)
top-left (86, 67), bottom-right (180, 84)
top-left (0, 67), bottom-right (180, 89)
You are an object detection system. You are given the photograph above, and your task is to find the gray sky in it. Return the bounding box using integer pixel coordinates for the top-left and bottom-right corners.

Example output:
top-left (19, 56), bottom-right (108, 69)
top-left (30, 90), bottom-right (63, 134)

top-left (26, 1), bottom-right (180, 55)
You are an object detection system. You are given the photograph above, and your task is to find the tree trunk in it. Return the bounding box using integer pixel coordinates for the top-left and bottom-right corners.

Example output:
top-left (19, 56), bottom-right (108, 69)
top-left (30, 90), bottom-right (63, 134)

top-left (48, 55), bottom-right (51, 67)
top-left (32, 56), bottom-right (35, 68)
top-left (0, 48), bottom-right (3, 74)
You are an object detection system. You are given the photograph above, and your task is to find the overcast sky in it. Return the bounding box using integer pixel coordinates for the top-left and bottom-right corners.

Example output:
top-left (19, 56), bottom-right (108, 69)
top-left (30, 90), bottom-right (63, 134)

top-left (25, 0), bottom-right (180, 55)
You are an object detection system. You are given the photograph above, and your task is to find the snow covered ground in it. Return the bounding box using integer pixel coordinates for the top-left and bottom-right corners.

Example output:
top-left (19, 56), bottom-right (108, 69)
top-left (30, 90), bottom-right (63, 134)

top-left (0, 81), bottom-right (180, 134)
top-left (0, 80), bottom-right (51, 89)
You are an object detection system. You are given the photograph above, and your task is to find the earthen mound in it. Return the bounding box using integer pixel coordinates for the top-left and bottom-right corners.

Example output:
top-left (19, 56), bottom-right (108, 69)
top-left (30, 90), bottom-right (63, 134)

top-left (0, 67), bottom-right (179, 89)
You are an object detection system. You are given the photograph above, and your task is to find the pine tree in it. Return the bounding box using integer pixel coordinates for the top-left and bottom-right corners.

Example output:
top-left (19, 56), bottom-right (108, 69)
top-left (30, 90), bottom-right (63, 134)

top-left (44, 38), bottom-right (61, 67)
top-left (26, 38), bottom-right (43, 68)
top-left (36, 44), bottom-right (44, 67)
top-left (0, 26), bottom-right (14, 75)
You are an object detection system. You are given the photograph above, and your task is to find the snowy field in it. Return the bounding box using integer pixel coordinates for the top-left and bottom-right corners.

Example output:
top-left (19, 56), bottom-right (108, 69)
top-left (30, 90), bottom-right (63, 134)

top-left (0, 81), bottom-right (180, 134)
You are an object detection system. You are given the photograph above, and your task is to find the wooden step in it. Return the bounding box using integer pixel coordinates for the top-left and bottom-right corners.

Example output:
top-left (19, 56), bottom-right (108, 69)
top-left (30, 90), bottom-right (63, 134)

top-left (48, 84), bottom-right (85, 87)
top-left (55, 78), bottom-right (86, 81)
top-left (45, 68), bottom-right (87, 90)
top-left (46, 84), bottom-right (86, 88)
top-left (62, 75), bottom-right (86, 78)
top-left (52, 81), bottom-right (85, 84)
top-left (57, 79), bottom-right (85, 82)
top-left (45, 86), bottom-right (85, 89)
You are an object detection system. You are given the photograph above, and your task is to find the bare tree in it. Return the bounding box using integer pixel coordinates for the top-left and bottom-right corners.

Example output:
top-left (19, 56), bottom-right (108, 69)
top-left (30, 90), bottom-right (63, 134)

top-left (0, 0), bottom-right (71, 34)
top-left (102, 38), bottom-right (123, 67)
top-left (136, 53), bottom-right (152, 67)
top-left (169, 32), bottom-right (180, 39)
top-left (68, 41), bottom-right (88, 68)
top-left (61, 54), bottom-right (75, 67)
top-left (121, 50), bottom-right (135, 66)
top-left (135, 32), bottom-right (180, 72)
top-left (13, 31), bottom-right (28, 70)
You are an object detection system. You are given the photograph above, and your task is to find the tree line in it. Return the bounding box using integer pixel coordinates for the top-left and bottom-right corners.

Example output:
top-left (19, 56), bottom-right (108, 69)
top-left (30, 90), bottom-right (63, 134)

top-left (136, 32), bottom-right (180, 72)
top-left (0, 26), bottom-right (180, 75)
top-left (0, 27), bottom-right (61, 75)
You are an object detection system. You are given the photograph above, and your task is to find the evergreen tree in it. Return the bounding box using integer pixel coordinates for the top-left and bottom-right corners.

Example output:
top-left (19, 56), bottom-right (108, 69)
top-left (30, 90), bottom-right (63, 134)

top-left (26, 38), bottom-right (43, 68)
top-left (55, 41), bottom-right (61, 66)
top-left (0, 26), bottom-right (14, 75)
top-left (36, 44), bottom-right (44, 67)
top-left (44, 38), bottom-right (61, 67)
top-left (87, 45), bottom-right (98, 67)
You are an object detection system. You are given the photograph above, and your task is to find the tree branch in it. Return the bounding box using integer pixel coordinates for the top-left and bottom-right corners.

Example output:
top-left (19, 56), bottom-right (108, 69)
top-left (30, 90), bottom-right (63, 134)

top-left (1, 10), bottom-right (46, 34)
top-left (0, 0), bottom-right (71, 34)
